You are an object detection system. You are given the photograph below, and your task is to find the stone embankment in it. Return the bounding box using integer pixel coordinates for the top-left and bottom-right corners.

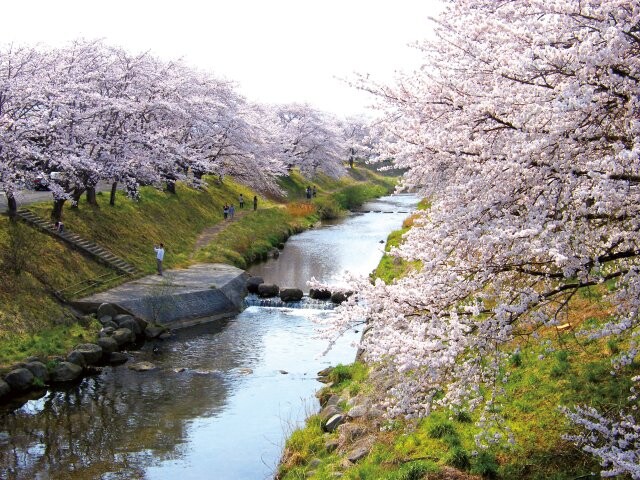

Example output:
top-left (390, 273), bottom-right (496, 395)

top-left (0, 302), bottom-right (168, 404)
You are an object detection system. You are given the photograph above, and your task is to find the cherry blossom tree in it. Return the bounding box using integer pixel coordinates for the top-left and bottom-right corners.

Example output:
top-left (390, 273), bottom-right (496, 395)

top-left (329, 0), bottom-right (640, 474)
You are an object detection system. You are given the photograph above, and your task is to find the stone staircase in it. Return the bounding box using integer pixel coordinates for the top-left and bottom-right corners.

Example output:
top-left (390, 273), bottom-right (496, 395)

top-left (16, 208), bottom-right (138, 276)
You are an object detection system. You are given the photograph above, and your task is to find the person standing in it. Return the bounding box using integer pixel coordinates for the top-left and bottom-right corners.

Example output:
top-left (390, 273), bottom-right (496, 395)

top-left (223, 204), bottom-right (229, 220)
top-left (154, 243), bottom-right (165, 276)
top-left (239, 194), bottom-right (244, 209)
top-left (253, 195), bottom-right (258, 211)
top-left (229, 204), bottom-right (235, 219)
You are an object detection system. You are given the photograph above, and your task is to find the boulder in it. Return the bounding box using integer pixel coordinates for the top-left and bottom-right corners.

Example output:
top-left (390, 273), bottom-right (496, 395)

top-left (0, 379), bottom-right (10, 399)
top-left (258, 283), bottom-right (280, 298)
top-left (98, 315), bottom-right (113, 325)
top-left (25, 361), bottom-right (49, 383)
top-left (97, 336), bottom-right (119, 354)
top-left (66, 351), bottom-right (87, 368)
top-left (113, 314), bottom-right (134, 325)
top-left (320, 405), bottom-right (342, 423)
top-left (99, 326), bottom-right (116, 337)
top-left (73, 343), bottom-right (103, 365)
top-left (330, 291), bottom-right (347, 304)
top-left (246, 276), bottom-right (264, 294)
top-left (347, 405), bottom-right (368, 419)
top-left (119, 317), bottom-right (142, 337)
top-left (135, 317), bottom-right (149, 331)
top-left (144, 325), bottom-right (165, 339)
top-left (280, 288), bottom-right (303, 302)
top-left (309, 288), bottom-right (332, 300)
top-left (4, 368), bottom-right (34, 391)
top-left (128, 361), bottom-right (157, 372)
top-left (50, 362), bottom-right (83, 383)
top-left (112, 328), bottom-right (136, 346)
top-left (324, 414), bottom-right (345, 433)
top-left (108, 352), bottom-right (129, 365)
top-left (325, 438), bottom-right (339, 453)
top-left (96, 303), bottom-right (118, 319)
top-left (271, 249), bottom-right (280, 259)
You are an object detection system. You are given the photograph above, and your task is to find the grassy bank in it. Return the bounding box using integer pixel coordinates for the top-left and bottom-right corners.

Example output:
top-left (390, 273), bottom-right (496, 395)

top-left (277, 204), bottom-right (639, 480)
top-left (0, 166), bottom-right (395, 367)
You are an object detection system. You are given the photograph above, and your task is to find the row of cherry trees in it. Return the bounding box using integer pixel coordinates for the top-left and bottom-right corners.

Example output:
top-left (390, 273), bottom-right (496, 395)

top-left (330, 0), bottom-right (639, 476)
top-left (0, 40), bottom-right (371, 219)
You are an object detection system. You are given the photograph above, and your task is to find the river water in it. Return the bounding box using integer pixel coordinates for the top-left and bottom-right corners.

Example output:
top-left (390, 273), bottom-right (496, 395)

top-left (0, 194), bottom-right (417, 480)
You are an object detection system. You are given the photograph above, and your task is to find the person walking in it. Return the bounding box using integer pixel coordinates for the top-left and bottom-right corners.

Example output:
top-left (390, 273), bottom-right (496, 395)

top-left (223, 204), bottom-right (229, 220)
top-left (239, 194), bottom-right (244, 209)
top-left (253, 195), bottom-right (258, 211)
top-left (154, 243), bottom-right (165, 276)
top-left (229, 204), bottom-right (235, 219)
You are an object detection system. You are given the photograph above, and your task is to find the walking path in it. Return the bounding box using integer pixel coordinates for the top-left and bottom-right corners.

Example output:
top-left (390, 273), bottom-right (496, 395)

top-left (192, 208), bottom-right (252, 251)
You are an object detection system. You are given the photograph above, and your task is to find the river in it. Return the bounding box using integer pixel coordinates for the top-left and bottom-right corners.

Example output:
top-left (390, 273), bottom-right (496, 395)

top-left (0, 194), bottom-right (417, 480)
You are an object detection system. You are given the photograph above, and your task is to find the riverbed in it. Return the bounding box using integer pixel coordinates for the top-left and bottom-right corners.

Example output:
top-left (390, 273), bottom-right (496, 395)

top-left (0, 194), bottom-right (417, 480)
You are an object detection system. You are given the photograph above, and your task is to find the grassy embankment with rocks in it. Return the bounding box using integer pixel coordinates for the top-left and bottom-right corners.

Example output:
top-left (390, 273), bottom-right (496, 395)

top-left (0, 166), bottom-right (395, 370)
top-left (276, 202), bottom-right (638, 480)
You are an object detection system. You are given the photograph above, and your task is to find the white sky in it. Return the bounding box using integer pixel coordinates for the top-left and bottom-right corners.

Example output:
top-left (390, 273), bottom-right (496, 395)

top-left (1, 0), bottom-right (444, 118)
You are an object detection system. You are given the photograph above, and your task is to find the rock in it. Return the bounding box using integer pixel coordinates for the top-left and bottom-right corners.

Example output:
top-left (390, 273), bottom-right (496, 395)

top-left (144, 325), bottom-right (165, 339)
top-left (280, 288), bottom-right (303, 302)
top-left (4, 368), bottom-right (34, 391)
top-left (158, 332), bottom-right (173, 340)
top-left (96, 303), bottom-right (118, 319)
top-left (119, 317), bottom-right (142, 337)
top-left (258, 283), bottom-right (280, 298)
top-left (246, 276), bottom-right (264, 294)
top-left (114, 314), bottom-right (134, 325)
top-left (325, 394), bottom-right (341, 407)
top-left (317, 367), bottom-right (334, 377)
top-left (347, 405), bottom-right (368, 419)
top-left (98, 315), bottom-right (113, 325)
top-left (309, 458), bottom-right (322, 469)
top-left (108, 352), bottom-right (129, 365)
top-left (320, 405), bottom-right (342, 422)
top-left (66, 351), bottom-right (87, 368)
top-left (112, 328), bottom-right (136, 346)
top-left (101, 319), bottom-right (119, 330)
top-left (330, 291), bottom-right (347, 304)
top-left (50, 362), bottom-right (83, 383)
top-left (324, 414), bottom-right (345, 433)
top-left (128, 361), bottom-right (157, 372)
top-left (25, 361), bottom-right (49, 383)
top-left (99, 326), bottom-right (116, 337)
top-left (346, 444), bottom-right (370, 463)
top-left (338, 423), bottom-right (368, 443)
top-left (135, 317), bottom-right (149, 331)
top-left (277, 242), bottom-right (285, 249)
top-left (73, 343), bottom-right (103, 364)
top-left (0, 379), bottom-right (10, 399)
top-left (271, 249), bottom-right (280, 259)
top-left (237, 368), bottom-right (253, 375)
top-left (279, 370), bottom-right (288, 375)
top-left (325, 438), bottom-right (339, 453)
top-left (97, 336), bottom-right (119, 354)
top-left (309, 288), bottom-right (332, 300)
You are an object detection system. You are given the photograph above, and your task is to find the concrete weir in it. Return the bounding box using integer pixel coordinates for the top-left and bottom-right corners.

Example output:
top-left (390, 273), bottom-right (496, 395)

top-left (73, 263), bottom-right (250, 328)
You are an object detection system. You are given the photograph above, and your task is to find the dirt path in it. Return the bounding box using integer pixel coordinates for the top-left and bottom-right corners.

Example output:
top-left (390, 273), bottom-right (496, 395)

top-left (192, 208), bottom-right (252, 252)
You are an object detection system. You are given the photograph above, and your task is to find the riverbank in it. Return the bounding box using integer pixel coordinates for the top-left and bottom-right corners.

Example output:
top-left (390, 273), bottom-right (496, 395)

top-left (276, 209), bottom-right (633, 480)
top-left (0, 167), bottom-right (395, 367)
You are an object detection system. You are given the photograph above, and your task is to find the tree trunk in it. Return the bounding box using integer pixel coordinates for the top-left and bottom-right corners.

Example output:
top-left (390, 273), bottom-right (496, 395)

top-left (86, 186), bottom-right (97, 205)
top-left (51, 198), bottom-right (66, 222)
top-left (6, 193), bottom-right (17, 218)
top-left (110, 181), bottom-right (118, 206)
top-left (71, 187), bottom-right (85, 209)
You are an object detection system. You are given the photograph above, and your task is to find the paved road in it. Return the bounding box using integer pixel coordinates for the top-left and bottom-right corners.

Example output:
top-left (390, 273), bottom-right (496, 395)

top-left (0, 181), bottom-right (115, 210)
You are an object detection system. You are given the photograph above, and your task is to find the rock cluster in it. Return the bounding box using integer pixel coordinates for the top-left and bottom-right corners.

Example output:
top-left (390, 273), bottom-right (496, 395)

top-left (277, 366), bottom-right (385, 477)
top-left (0, 302), bottom-right (168, 404)
top-left (246, 277), bottom-right (351, 305)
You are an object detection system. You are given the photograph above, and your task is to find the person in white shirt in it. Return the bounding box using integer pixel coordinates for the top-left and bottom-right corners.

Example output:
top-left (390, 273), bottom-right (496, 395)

top-left (154, 243), bottom-right (165, 276)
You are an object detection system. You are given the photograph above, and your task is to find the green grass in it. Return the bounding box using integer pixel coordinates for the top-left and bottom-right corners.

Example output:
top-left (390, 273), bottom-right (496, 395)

top-left (0, 169), bottom-right (397, 368)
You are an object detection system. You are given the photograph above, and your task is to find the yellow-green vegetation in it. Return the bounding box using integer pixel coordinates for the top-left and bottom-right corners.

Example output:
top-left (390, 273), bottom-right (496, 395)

top-left (277, 195), bottom-right (639, 480)
top-left (0, 167), bottom-right (395, 367)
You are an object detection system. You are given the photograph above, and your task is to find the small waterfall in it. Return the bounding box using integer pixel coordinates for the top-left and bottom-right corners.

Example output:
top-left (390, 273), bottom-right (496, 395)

top-left (244, 294), bottom-right (335, 310)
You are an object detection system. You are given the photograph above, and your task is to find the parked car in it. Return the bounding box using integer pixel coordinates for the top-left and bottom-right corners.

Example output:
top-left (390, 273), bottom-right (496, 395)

top-left (31, 172), bottom-right (64, 191)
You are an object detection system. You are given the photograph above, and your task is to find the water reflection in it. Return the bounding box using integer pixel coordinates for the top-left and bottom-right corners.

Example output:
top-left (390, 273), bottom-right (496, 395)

top-left (249, 193), bottom-right (418, 290)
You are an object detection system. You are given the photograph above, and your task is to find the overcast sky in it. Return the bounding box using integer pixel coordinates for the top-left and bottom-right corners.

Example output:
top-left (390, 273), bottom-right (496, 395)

top-left (1, 0), bottom-right (444, 117)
